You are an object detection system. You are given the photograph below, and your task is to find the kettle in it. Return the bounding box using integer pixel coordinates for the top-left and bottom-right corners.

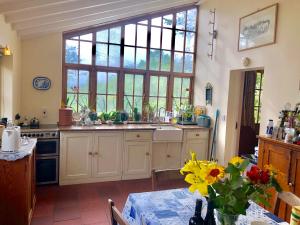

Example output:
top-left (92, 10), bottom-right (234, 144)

top-left (1, 126), bottom-right (21, 152)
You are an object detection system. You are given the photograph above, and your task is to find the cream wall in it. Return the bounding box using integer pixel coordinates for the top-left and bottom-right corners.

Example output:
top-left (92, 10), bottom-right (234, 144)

top-left (194, 0), bottom-right (300, 164)
top-left (0, 15), bottom-right (21, 120)
top-left (21, 33), bottom-right (62, 124)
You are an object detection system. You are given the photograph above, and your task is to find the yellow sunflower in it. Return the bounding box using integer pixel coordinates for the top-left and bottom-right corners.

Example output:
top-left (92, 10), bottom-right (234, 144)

top-left (230, 156), bottom-right (244, 166)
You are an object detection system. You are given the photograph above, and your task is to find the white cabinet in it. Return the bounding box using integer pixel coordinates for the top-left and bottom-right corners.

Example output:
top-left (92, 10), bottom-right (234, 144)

top-left (60, 132), bottom-right (93, 181)
top-left (181, 129), bottom-right (210, 165)
top-left (60, 131), bottom-right (123, 185)
top-left (152, 142), bottom-right (182, 170)
top-left (123, 131), bottom-right (152, 180)
top-left (93, 132), bottom-right (123, 179)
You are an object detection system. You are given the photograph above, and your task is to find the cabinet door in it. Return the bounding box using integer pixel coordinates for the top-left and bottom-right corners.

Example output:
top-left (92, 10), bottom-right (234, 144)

top-left (60, 133), bottom-right (93, 181)
top-left (123, 141), bottom-right (151, 179)
top-left (165, 143), bottom-right (182, 169)
top-left (291, 151), bottom-right (300, 198)
top-left (152, 143), bottom-right (167, 170)
top-left (93, 132), bottom-right (123, 179)
top-left (182, 139), bottom-right (208, 165)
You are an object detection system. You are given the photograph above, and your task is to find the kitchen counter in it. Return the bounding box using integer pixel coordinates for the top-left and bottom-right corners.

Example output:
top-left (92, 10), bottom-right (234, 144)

top-left (259, 135), bottom-right (300, 151)
top-left (59, 124), bottom-right (211, 131)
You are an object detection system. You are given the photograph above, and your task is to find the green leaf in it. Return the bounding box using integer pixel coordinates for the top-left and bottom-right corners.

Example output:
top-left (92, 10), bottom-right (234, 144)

top-left (238, 159), bottom-right (250, 171)
top-left (271, 177), bottom-right (283, 192)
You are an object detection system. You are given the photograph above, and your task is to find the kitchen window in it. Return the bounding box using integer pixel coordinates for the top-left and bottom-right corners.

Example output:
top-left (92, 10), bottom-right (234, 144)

top-left (63, 6), bottom-right (198, 115)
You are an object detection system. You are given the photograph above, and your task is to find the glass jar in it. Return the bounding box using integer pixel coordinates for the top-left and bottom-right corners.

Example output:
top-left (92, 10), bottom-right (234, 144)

top-left (215, 210), bottom-right (239, 225)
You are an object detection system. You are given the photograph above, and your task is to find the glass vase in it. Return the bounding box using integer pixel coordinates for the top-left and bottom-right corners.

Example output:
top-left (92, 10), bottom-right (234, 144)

top-left (215, 210), bottom-right (239, 225)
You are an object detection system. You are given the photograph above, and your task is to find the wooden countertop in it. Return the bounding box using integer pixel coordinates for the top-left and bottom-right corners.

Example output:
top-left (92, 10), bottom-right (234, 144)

top-left (259, 135), bottom-right (300, 151)
top-left (59, 124), bottom-right (210, 131)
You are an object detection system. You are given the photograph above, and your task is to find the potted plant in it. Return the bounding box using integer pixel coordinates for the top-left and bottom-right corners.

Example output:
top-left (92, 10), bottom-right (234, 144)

top-left (181, 153), bottom-right (286, 225)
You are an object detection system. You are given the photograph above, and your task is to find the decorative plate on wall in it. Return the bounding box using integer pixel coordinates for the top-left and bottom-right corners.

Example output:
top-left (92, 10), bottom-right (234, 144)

top-left (33, 76), bottom-right (51, 90)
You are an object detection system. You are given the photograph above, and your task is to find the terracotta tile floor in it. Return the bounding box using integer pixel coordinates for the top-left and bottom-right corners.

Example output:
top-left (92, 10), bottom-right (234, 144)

top-left (32, 178), bottom-right (183, 225)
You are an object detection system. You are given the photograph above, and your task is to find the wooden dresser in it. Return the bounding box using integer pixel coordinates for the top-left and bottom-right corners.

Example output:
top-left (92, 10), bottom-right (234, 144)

top-left (258, 136), bottom-right (300, 221)
top-left (0, 149), bottom-right (36, 225)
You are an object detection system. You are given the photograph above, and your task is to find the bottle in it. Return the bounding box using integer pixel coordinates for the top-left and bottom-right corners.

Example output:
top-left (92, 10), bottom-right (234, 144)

top-left (266, 119), bottom-right (274, 137)
top-left (189, 199), bottom-right (204, 225)
top-left (204, 199), bottom-right (216, 225)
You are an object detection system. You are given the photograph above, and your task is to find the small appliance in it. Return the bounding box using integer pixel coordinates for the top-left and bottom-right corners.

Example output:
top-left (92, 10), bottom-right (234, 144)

top-left (1, 126), bottom-right (21, 152)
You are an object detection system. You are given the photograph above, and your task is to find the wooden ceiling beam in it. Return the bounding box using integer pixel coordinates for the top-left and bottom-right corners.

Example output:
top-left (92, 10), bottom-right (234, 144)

top-left (0, 0), bottom-right (75, 14)
top-left (5, 0), bottom-right (125, 23)
top-left (13, 0), bottom-right (156, 30)
top-left (19, 0), bottom-right (197, 38)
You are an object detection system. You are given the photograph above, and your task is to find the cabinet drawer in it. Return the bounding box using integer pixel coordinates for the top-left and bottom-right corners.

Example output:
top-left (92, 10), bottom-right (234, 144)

top-left (125, 131), bottom-right (152, 141)
top-left (186, 130), bottom-right (209, 140)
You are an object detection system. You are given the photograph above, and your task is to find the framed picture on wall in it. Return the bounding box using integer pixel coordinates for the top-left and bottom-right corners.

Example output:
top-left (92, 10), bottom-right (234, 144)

top-left (238, 3), bottom-right (278, 51)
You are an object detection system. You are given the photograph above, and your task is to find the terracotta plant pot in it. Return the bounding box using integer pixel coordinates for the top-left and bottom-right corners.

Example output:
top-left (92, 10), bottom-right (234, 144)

top-left (59, 108), bottom-right (73, 126)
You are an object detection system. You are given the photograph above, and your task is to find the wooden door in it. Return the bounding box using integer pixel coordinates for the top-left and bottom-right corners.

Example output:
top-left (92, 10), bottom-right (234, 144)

top-left (60, 132), bottom-right (93, 181)
top-left (123, 141), bottom-right (151, 179)
top-left (93, 132), bottom-right (123, 179)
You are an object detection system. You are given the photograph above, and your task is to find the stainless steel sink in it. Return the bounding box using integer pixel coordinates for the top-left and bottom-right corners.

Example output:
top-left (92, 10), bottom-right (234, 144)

top-left (152, 125), bottom-right (183, 142)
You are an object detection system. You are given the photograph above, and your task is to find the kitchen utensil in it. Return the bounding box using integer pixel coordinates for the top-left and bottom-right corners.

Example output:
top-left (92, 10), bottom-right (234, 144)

top-left (2, 126), bottom-right (21, 152)
top-left (30, 117), bottom-right (40, 129)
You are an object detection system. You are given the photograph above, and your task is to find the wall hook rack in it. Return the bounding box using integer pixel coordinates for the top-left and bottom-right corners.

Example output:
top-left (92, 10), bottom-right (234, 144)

top-left (207, 9), bottom-right (217, 60)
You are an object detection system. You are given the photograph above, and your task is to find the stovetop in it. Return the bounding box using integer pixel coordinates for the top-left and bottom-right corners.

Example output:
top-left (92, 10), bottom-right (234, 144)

top-left (21, 124), bottom-right (59, 139)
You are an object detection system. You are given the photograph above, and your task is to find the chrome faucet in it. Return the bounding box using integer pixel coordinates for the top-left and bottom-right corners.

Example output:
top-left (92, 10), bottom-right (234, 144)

top-left (158, 107), bottom-right (166, 128)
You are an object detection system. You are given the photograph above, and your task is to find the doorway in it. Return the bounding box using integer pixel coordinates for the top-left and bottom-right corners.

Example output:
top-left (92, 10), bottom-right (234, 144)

top-left (238, 70), bottom-right (264, 157)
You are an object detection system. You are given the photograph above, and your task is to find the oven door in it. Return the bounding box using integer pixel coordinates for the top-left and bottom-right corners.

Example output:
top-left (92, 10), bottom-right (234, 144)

top-left (36, 156), bottom-right (59, 185)
top-left (36, 139), bottom-right (59, 156)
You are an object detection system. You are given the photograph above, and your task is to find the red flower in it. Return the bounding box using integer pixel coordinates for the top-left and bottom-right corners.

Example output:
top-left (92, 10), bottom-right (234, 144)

top-left (260, 170), bottom-right (270, 184)
top-left (247, 165), bottom-right (261, 183)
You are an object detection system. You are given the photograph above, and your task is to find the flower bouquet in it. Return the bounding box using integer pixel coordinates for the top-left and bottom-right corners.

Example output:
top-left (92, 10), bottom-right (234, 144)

top-left (180, 153), bottom-right (286, 225)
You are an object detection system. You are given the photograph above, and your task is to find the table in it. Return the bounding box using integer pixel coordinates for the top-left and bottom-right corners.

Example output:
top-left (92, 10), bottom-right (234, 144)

top-left (123, 188), bottom-right (288, 225)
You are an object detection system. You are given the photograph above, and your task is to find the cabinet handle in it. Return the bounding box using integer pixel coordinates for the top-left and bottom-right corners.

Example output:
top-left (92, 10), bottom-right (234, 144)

top-left (289, 182), bottom-right (294, 187)
top-left (94, 152), bottom-right (99, 156)
top-left (166, 154), bottom-right (171, 158)
top-left (146, 152), bottom-right (150, 156)
top-left (196, 134), bottom-right (200, 137)
top-left (136, 134), bottom-right (140, 138)
top-left (88, 152), bottom-right (93, 156)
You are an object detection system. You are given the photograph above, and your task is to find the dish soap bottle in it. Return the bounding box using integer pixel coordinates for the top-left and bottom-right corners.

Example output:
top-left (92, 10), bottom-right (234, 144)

top-left (189, 199), bottom-right (204, 225)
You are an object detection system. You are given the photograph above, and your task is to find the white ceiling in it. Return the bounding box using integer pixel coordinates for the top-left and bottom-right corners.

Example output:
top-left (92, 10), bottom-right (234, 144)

top-left (0, 0), bottom-right (198, 39)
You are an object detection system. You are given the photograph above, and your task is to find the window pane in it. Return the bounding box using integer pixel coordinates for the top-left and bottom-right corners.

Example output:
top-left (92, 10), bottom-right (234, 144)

top-left (138, 20), bottom-right (148, 25)
top-left (163, 14), bottom-right (173, 28)
top-left (125, 24), bottom-right (136, 46)
top-left (80, 41), bottom-right (92, 64)
top-left (107, 95), bottom-right (117, 112)
top-left (110, 27), bottom-right (121, 44)
top-left (67, 69), bottom-right (78, 92)
top-left (158, 97), bottom-right (166, 109)
top-left (107, 72), bottom-right (117, 94)
top-left (96, 30), bottom-right (108, 42)
top-left (65, 40), bottom-right (78, 64)
top-left (134, 75), bottom-right (144, 96)
top-left (161, 50), bottom-right (171, 71)
top-left (150, 76), bottom-right (158, 96)
top-left (97, 95), bottom-right (106, 113)
top-left (184, 53), bottom-right (194, 73)
top-left (174, 52), bottom-right (183, 72)
top-left (162, 29), bottom-right (172, 50)
top-left (185, 32), bottom-right (195, 52)
top-left (137, 25), bottom-right (147, 47)
top-left (109, 45), bottom-right (120, 67)
top-left (96, 43), bottom-right (108, 66)
top-left (136, 48), bottom-right (146, 70)
top-left (151, 27), bottom-right (161, 48)
top-left (152, 17), bottom-right (162, 26)
top-left (124, 47), bottom-right (135, 68)
top-left (134, 96), bottom-right (143, 113)
top-left (181, 78), bottom-right (190, 97)
top-left (80, 33), bottom-right (92, 41)
top-left (176, 11), bottom-right (186, 30)
top-left (67, 93), bottom-right (77, 111)
top-left (79, 70), bottom-right (89, 93)
top-left (173, 78), bottom-right (181, 97)
top-left (150, 49), bottom-right (160, 71)
top-left (173, 98), bottom-right (181, 113)
top-left (187, 9), bottom-right (197, 31)
top-left (78, 94), bottom-right (89, 110)
top-left (175, 30), bottom-right (184, 51)
top-left (159, 76), bottom-right (167, 97)
top-left (149, 97), bottom-right (158, 110)
top-left (97, 72), bottom-right (107, 94)
top-left (124, 96), bottom-right (133, 114)
top-left (124, 74), bottom-right (133, 95)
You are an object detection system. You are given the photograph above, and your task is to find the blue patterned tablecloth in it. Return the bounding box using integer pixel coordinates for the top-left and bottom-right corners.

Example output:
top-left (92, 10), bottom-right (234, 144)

top-left (123, 188), bottom-right (288, 225)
